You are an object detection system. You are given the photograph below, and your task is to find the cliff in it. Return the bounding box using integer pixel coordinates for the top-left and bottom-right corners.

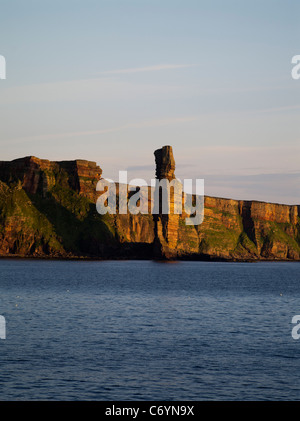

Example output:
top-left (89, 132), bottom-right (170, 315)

top-left (0, 152), bottom-right (299, 261)
top-left (0, 156), bottom-right (102, 200)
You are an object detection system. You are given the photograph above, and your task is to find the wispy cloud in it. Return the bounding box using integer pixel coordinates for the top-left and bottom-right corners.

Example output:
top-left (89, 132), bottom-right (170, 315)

top-left (97, 64), bottom-right (195, 75)
top-left (5, 115), bottom-right (198, 144)
top-left (126, 164), bottom-right (155, 172)
top-left (255, 104), bottom-right (300, 114)
top-left (0, 74), bottom-right (187, 105)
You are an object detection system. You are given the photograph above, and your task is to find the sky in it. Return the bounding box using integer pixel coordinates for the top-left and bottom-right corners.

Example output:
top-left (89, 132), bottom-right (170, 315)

top-left (0, 0), bottom-right (299, 204)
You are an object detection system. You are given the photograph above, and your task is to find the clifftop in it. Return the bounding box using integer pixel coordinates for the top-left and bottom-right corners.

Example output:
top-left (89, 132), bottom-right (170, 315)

top-left (0, 156), bottom-right (102, 201)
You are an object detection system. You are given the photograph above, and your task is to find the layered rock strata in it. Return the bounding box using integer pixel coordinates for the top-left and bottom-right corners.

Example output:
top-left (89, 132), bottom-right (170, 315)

top-left (0, 151), bottom-right (299, 261)
top-left (0, 156), bottom-right (102, 201)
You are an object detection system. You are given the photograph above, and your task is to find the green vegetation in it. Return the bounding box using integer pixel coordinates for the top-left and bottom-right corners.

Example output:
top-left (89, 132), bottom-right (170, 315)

top-left (263, 221), bottom-right (300, 252)
top-left (0, 178), bottom-right (117, 256)
top-left (0, 166), bottom-right (299, 260)
top-left (238, 232), bottom-right (258, 254)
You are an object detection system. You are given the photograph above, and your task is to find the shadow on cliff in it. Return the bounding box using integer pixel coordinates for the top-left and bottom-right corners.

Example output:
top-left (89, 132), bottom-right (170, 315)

top-left (28, 191), bottom-right (154, 259)
top-left (28, 191), bottom-right (116, 257)
top-left (239, 201), bottom-right (257, 246)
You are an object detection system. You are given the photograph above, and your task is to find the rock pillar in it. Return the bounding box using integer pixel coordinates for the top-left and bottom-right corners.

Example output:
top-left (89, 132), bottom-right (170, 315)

top-left (153, 145), bottom-right (181, 259)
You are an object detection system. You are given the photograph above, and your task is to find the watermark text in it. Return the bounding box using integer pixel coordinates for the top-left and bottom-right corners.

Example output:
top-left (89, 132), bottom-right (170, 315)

top-left (291, 55), bottom-right (300, 80)
top-left (0, 315), bottom-right (6, 339)
top-left (0, 55), bottom-right (6, 80)
top-left (96, 171), bottom-right (204, 226)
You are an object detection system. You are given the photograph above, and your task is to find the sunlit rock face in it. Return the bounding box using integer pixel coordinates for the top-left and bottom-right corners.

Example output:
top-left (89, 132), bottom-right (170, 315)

top-left (153, 145), bottom-right (181, 260)
top-left (0, 150), bottom-right (299, 261)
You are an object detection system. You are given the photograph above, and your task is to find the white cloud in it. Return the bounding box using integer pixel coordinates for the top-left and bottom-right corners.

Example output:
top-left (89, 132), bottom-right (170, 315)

top-left (255, 104), bottom-right (300, 113)
top-left (0, 64), bottom-right (195, 106)
top-left (4, 115), bottom-right (198, 144)
top-left (97, 64), bottom-right (195, 75)
top-left (0, 75), bottom-right (187, 105)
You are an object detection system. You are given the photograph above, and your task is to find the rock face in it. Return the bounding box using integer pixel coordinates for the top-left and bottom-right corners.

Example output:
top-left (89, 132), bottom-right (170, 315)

top-left (197, 196), bottom-right (300, 261)
top-left (154, 145), bottom-right (176, 180)
top-left (0, 156), bottom-right (102, 200)
top-left (153, 146), bottom-right (180, 259)
top-left (0, 150), bottom-right (299, 261)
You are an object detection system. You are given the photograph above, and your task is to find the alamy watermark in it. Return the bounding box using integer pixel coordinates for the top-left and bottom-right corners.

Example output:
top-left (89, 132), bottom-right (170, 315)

top-left (96, 172), bottom-right (204, 226)
top-left (291, 315), bottom-right (300, 340)
top-left (0, 55), bottom-right (6, 80)
top-left (291, 55), bottom-right (300, 80)
top-left (0, 316), bottom-right (6, 339)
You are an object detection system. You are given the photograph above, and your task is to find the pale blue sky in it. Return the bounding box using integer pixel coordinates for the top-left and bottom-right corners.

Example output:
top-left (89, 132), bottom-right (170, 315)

top-left (0, 0), bottom-right (299, 204)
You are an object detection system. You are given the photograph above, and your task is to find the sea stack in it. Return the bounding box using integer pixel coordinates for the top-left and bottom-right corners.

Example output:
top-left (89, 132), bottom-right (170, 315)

top-left (153, 145), bottom-right (181, 259)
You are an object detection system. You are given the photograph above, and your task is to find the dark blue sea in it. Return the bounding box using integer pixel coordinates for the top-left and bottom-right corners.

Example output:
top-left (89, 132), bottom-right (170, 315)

top-left (0, 259), bottom-right (300, 401)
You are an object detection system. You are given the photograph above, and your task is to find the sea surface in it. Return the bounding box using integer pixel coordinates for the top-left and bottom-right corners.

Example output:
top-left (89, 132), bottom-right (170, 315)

top-left (0, 259), bottom-right (300, 401)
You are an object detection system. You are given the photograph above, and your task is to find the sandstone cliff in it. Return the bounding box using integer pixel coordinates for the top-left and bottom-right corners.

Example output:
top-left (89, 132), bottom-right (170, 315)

top-left (0, 152), bottom-right (299, 261)
top-left (153, 145), bottom-right (181, 259)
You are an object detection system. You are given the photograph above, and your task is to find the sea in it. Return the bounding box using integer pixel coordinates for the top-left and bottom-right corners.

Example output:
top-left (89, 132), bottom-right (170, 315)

top-left (0, 258), bottom-right (299, 401)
